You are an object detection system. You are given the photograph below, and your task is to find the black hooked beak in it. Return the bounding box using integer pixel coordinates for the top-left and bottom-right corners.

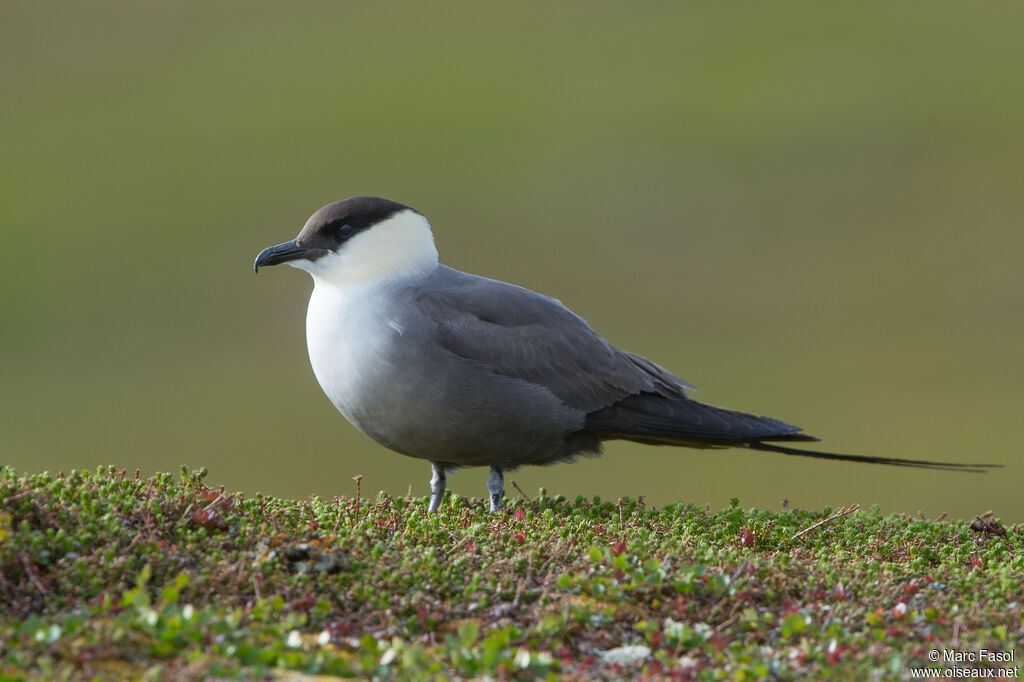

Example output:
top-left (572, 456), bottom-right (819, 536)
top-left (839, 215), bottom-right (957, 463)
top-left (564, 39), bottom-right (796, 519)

top-left (254, 240), bottom-right (307, 272)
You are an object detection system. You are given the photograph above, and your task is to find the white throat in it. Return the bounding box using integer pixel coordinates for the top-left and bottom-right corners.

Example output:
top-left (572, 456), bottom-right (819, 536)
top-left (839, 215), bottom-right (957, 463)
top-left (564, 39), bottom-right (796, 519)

top-left (289, 209), bottom-right (439, 288)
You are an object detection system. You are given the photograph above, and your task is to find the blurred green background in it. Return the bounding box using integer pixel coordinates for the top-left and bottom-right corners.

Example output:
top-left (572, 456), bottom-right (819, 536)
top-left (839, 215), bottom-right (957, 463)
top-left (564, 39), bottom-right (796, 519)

top-left (2, 2), bottom-right (1021, 520)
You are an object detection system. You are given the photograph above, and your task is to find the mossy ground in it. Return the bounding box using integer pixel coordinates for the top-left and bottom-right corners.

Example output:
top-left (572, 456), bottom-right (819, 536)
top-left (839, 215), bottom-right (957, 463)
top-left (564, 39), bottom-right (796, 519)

top-left (1, 466), bottom-right (1020, 681)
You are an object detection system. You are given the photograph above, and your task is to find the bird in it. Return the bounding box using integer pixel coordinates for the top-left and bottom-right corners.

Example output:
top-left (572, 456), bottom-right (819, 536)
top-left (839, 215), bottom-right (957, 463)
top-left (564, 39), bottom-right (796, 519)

top-left (254, 196), bottom-right (997, 513)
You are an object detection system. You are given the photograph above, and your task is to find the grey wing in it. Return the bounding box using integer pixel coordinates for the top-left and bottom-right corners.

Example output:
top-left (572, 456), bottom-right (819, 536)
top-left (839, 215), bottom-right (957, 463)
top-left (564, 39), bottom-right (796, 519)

top-left (415, 268), bottom-right (695, 414)
top-left (415, 267), bottom-right (813, 446)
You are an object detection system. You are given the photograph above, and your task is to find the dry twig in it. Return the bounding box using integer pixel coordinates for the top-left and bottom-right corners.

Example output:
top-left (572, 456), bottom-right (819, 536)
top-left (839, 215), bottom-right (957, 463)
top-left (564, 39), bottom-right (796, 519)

top-left (510, 480), bottom-right (529, 501)
top-left (791, 503), bottom-right (861, 540)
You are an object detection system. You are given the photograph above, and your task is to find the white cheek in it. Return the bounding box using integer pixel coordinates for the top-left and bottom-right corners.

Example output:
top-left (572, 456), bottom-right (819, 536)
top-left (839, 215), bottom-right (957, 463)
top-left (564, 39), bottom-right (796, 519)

top-left (286, 259), bottom-right (314, 272)
top-left (309, 211), bottom-right (438, 286)
top-left (287, 257), bottom-right (335, 278)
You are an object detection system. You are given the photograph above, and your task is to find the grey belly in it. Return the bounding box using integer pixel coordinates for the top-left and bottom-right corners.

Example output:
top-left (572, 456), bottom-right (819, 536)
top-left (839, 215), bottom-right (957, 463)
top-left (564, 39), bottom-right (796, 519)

top-left (341, 344), bottom-right (587, 469)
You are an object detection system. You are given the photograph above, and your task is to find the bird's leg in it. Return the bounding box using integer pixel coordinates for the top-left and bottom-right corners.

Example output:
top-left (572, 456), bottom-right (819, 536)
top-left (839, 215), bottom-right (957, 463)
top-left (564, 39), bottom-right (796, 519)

top-left (428, 463), bottom-right (446, 513)
top-left (487, 466), bottom-right (504, 513)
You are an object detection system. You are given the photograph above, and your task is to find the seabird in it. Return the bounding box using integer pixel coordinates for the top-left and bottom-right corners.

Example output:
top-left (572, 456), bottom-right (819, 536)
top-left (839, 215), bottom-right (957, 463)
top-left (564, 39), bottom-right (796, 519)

top-left (255, 196), bottom-right (996, 512)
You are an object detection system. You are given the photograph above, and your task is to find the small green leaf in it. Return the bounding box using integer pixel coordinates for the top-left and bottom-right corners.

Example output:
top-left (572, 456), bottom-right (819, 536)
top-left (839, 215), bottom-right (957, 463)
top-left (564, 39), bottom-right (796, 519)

top-left (780, 613), bottom-right (807, 638)
top-left (161, 585), bottom-right (179, 604)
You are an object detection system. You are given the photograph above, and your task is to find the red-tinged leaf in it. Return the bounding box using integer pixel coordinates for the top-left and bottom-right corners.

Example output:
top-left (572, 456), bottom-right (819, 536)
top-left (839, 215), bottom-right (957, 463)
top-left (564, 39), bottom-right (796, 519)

top-left (826, 644), bottom-right (852, 665)
top-left (708, 633), bottom-right (731, 653)
top-left (514, 509), bottom-right (526, 522)
top-left (740, 527), bottom-right (757, 549)
top-left (611, 540), bottom-right (627, 556)
top-left (191, 508), bottom-right (227, 531)
top-left (198, 489), bottom-right (233, 509)
top-left (289, 595), bottom-right (316, 611)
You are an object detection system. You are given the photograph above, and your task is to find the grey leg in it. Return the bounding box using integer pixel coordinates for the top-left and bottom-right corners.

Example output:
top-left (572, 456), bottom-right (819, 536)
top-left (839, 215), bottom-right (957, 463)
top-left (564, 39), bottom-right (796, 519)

top-left (428, 463), bottom-right (446, 513)
top-left (487, 467), bottom-right (504, 513)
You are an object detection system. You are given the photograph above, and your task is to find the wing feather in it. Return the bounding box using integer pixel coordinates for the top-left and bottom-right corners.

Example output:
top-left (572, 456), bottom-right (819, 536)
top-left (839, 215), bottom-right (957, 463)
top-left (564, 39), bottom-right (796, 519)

top-left (416, 267), bottom-right (694, 413)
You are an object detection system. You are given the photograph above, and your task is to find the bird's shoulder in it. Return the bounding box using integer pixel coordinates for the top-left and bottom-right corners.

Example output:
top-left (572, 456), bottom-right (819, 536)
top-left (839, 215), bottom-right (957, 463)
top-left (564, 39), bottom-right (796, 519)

top-left (416, 266), bottom-right (585, 327)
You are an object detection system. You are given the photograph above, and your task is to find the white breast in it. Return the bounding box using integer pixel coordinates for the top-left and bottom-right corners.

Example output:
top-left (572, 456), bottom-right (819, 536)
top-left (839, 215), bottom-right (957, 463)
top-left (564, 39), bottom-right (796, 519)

top-left (305, 280), bottom-right (400, 423)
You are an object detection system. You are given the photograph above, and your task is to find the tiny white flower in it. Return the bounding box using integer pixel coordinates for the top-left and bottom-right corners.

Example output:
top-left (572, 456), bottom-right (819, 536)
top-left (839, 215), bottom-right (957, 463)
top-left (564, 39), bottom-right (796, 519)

top-left (317, 630), bottom-right (330, 645)
top-left (286, 630), bottom-right (303, 648)
top-left (34, 625), bottom-right (61, 643)
top-left (182, 604), bottom-right (194, 620)
top-left (599, 645), bottom-right (651, 665)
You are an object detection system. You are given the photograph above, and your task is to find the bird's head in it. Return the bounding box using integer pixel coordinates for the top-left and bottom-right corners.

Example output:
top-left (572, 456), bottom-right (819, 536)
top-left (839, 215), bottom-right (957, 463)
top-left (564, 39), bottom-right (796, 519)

top-left (254, 196), bottom-right (438, 285)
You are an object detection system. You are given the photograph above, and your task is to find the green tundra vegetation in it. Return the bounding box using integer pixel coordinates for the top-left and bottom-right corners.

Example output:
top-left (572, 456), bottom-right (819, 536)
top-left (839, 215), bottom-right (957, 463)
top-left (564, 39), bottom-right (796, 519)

top-left (1, 467), bottom-right (1020, 680)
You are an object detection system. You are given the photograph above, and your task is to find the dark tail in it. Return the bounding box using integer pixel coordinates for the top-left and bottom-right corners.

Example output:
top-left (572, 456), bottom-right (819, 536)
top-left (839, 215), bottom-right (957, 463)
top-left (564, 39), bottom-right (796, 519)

top-left (585, 393), bottom-right (1001, 473)
top-left (746, 441), bottom-right (1001, 474)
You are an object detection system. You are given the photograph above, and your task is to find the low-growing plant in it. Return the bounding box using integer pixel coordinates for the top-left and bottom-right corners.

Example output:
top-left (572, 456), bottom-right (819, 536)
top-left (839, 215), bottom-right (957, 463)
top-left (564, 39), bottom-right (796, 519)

top-left (0, 466), bottom-right (1020, 680)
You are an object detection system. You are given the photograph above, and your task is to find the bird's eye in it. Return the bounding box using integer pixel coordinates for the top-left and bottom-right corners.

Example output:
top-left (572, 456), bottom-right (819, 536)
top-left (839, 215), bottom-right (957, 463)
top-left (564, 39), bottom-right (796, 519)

top-left (335, 223), bottom-right (354, 238)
